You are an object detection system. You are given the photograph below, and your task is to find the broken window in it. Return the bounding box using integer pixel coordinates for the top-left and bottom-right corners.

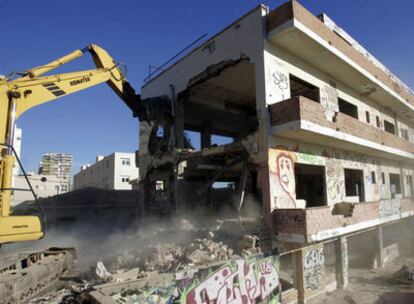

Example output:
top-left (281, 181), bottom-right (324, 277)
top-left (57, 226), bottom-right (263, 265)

top-left (344, 168), bottom-right (364, 202)
top-left (338, 98), bottom-right (358, 119)
top-left (295, 164), bottom-right (326, 207)
top-left (384, 120), bottom-right (395, 135)
top-left (371, 171), bottom-right (376, 184)
top-left (376, 116), bottom-right (381, 128)
top-left (382, 172), bottom-right (386, 184)
top-left (365, 111), bottom-right (371, 124)
top-left (400, 128), bottom-right (409, 140)
top-left (289, 75), bottom-right (320, 103)
top-left (389, 173), bottom-right (401, 198)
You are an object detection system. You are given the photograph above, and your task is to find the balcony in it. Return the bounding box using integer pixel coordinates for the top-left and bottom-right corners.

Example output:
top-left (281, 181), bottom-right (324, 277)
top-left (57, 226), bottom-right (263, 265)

top-left (273, 198), bottom-right (414, 243)
top-left (269, 96), bottom-right (414, 161)
top-left (266, 1), bottom-right (414, 123)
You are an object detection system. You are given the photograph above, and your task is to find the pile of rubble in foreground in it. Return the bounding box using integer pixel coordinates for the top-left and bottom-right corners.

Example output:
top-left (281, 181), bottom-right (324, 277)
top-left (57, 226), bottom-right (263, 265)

top-left (28, 218), bottom-right (264, 304)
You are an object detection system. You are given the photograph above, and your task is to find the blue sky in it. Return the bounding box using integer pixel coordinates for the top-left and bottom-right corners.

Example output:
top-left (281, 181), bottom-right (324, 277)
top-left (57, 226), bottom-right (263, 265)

top-left (1, 0), bottom-right (413, 174)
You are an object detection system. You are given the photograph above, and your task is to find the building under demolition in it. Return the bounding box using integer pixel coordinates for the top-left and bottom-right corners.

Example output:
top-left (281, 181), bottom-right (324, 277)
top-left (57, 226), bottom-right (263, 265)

top-left (136, 1), bottom-right (414, 302)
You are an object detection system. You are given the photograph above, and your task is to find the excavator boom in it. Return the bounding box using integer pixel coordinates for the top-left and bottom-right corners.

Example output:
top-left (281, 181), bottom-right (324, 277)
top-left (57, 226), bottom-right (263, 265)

top-left (0, 44), bottom-right (140, 244)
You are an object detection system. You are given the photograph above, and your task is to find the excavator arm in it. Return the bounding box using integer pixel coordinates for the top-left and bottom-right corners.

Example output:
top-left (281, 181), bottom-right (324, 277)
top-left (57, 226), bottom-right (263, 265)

top-left (0, 44), bottom-right (140, 244)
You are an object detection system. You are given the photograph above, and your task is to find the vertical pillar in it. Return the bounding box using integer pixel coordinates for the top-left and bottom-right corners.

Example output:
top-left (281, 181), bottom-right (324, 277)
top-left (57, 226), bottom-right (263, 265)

top-left (295, 244), bottom-right (326, 304)
top-left (171, 86), bottom-right (185, 149)
top-left (294, 249), bottom-right (306, 304)
top-left (200, 121), bottom-right (211, 149)
top-left (375, 225), bottom-right (384, 268)
top-left (399, 162), bottom-right (406, 197)
top-left (258, 163), bottom-right (273, 251)
top-left (335, 236), bottom-right (349, 289)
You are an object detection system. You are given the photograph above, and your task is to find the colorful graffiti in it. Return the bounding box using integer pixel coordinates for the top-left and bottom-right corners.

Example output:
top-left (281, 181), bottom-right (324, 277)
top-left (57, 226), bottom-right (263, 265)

top-left (113, 255), bottom-right (281, 304)
top-left (187, 258), bottom-right (280, 304)
top-left (303, 245), bottom-right (325, 293)
top-left (269, 149), bottom-right (297, 209)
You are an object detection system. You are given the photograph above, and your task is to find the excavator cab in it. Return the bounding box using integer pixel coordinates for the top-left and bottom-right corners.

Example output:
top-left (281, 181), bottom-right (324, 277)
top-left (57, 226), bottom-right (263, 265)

top-left (0, 44), bottom-right (139, 245)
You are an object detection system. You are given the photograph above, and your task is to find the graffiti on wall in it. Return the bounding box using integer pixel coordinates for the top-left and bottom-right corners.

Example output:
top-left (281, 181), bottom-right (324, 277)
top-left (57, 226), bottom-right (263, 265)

top-left (117, 255), bottom-right (281, 304)
top-left (320, 84), bottom-right (338, 121)
top-left (303, 245), bottom-right (326, 293)
top-left (379, 199), bottom-right (401, 218)
top-left (326, 159), bottom-right (344, 203)
top-left (187, 258), bottom-right (280, 304)
top-left (272, 71), bottom-right (289, 91)
top-left (265, 57), bottom-right (290, 103)
top-left (269, 149), bottom-right (297, 209)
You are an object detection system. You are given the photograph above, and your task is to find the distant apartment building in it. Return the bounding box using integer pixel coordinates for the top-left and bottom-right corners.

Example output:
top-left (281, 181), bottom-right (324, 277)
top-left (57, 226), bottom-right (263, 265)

top-left (73, 152), bottom-right (139, 190)
top-left (38, 152), bottom-right (73, 190)
top-left (13, 173), bottom-right (63, 206)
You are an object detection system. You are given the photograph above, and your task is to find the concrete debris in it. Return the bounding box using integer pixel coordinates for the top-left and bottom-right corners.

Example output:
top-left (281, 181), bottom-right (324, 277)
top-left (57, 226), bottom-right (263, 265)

top-left (186, 238), bottom-right (233, 265)
top-left (4, 218), bottom-right (263, 303)
top-left (96, 261), bottom-right (112, 281)
top-left (144, 243), bottom-right (184, 272)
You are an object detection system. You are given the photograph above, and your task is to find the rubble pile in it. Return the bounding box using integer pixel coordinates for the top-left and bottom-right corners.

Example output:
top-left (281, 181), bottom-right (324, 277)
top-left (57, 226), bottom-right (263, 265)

top-left (93, 231), bottom-right (262, 284)
top-left (22, 216), bottom-right (264, 303)
top-left (144, 243), bottom-right (184, 272)
top-left (186, 238), bottom-right (234, 265)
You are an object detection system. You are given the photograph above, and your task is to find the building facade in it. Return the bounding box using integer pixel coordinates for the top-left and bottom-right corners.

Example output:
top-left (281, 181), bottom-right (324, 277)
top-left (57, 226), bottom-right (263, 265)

top-left (38, 152), bottom-right (73, 191)
top-left (12, 173), bottom-right (63, 206)
top-left (73, 152), bottom-right (139, 190)
top-left (137, 1), bottom-right (414, 302)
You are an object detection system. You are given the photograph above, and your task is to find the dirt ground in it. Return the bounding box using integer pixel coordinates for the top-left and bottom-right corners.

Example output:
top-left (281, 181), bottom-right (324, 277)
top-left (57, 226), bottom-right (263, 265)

top-left (309, 256), bottom-right (414, 304)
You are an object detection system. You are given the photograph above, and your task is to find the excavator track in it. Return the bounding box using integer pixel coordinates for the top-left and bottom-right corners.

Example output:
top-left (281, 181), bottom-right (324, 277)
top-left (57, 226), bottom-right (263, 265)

top-left (0, 247), bottom-right (76, 304)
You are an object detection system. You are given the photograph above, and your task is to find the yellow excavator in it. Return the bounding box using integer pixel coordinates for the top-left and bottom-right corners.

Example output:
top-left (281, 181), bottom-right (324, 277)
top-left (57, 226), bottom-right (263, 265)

top-left (0, 44), bottom-right (140, 245)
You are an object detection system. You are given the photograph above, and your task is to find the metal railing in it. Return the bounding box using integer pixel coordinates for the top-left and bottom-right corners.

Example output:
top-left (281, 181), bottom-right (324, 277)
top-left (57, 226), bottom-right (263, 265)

top-left (143, 33), bottom-right (208, 84)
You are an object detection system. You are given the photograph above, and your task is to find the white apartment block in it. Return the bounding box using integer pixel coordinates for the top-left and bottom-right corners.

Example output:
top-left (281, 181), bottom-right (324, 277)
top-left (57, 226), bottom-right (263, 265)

top-left (74, 152), bottom-right (139, 190)
top-left (12, 126), bottom-right (22, 177)
top-left (12, 173), bottom-right (63, 206)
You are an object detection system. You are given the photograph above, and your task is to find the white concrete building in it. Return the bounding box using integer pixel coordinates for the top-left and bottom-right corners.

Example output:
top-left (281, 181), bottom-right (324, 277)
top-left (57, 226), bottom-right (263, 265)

top-left (73, 152), bottom-right (139, 190)
top-left (12, 173), bottom-right (63, 206)
top-left (12, 126), bottom-right (22, 177)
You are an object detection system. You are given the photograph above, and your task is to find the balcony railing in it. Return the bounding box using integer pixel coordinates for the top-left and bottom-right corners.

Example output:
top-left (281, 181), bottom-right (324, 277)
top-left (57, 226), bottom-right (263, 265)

top-left (273, 198), bottom-right (414, 243)
top-left (269, 96), bottom-right (414, 155)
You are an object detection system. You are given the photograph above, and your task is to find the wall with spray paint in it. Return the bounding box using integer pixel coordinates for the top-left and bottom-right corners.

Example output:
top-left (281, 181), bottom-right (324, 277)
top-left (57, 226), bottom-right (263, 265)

top-left (263, 40), bottom-right (414, 141)
top-left (301, 243), bottom-right (326, 297)
top-left (267, 137), bottom-right (412, 211)
top-left (110, 254), bottom-right (281, 304)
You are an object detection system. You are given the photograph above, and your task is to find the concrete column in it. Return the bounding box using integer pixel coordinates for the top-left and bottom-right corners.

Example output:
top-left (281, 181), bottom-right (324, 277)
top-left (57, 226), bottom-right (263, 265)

top-left (375, 225), bottom-right (385, 268)
top-left (171, 86), bottom-right (185, 149)
top-left (200, 121), bottom-right (211, 149)
top-left (293, 249), bottom-right (306, 304)
top-left (335, 236), bottom-right (349, 289)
